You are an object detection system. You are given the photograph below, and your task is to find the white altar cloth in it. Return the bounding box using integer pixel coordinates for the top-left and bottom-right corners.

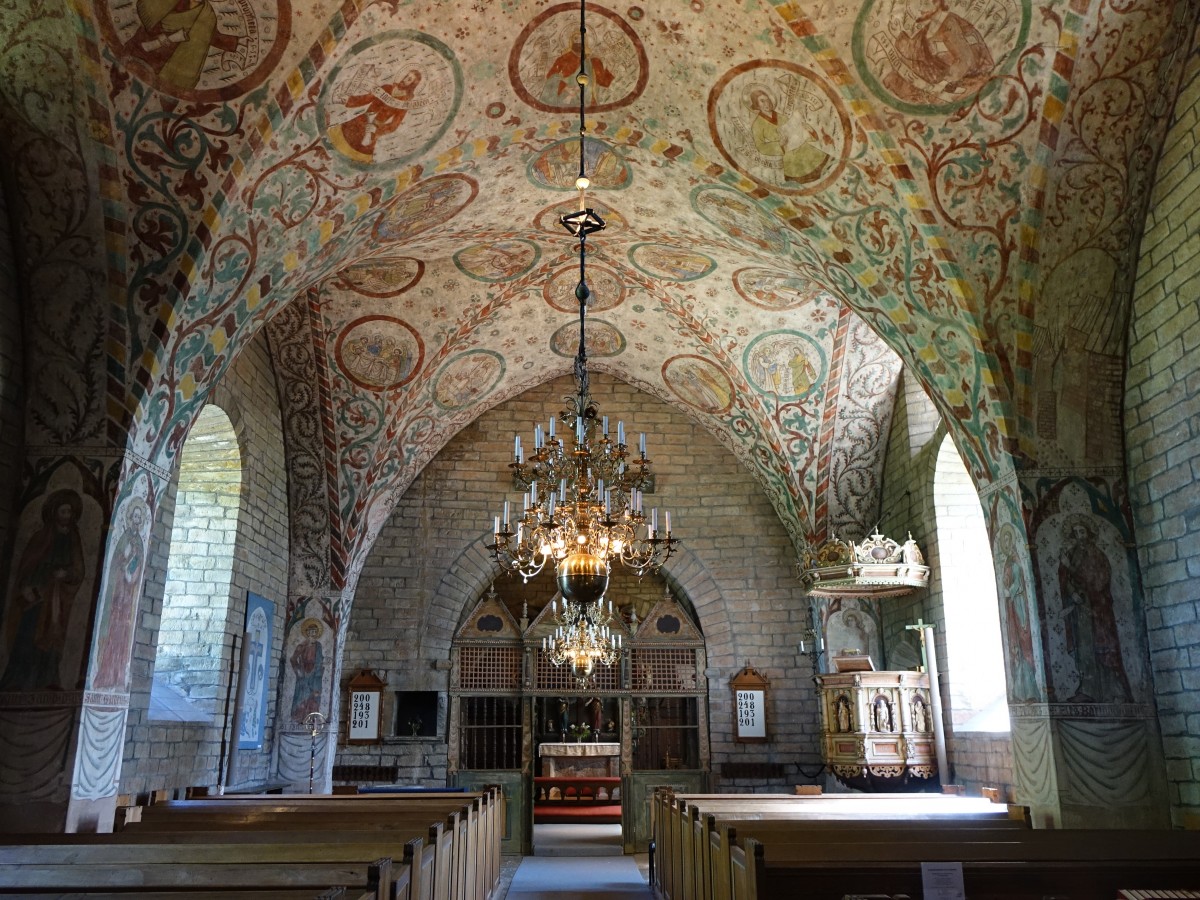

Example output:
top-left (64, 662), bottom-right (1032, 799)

top-left (538, 742), bottom-right (621, 776)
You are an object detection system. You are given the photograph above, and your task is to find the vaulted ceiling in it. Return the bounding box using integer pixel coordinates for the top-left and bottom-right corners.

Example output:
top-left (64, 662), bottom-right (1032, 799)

top-left (2, 0), bottom-right (1193, 587)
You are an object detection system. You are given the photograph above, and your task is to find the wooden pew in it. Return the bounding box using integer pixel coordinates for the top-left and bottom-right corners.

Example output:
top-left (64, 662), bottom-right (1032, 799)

top-left (0, 835), bottom-right (425, 900)
top-left (122, 790), bottom-right (501, 900)
top-left (3, 788), bottom-right (501, 900)
top-left (651, 789), bottom-right (1022, 900)
top-left (736, 831), bottom-right (1200, 900)
top-left (650, 786), bottom-right (1018, 894)
top-left (126, 788), bottom-right (499, 896)
top-left (31, 891), bottom-right (358, 900)
top-left (0, 843), bottom-right (396, 898)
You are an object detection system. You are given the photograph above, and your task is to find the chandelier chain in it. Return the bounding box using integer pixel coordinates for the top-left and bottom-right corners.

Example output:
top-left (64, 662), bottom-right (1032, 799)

top-left (487, 0), bottom-right (678, 680)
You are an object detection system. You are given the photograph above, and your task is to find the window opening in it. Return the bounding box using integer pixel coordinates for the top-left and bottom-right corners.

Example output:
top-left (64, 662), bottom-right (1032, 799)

top-left (149, 405), bottom-right (241, 723)
top-left (934, 435), bottom-right (1008, 732)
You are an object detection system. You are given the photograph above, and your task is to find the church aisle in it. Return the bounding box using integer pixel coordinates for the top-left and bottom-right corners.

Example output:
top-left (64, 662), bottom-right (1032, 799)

top-left (502, 856), bottom-right (654, 899)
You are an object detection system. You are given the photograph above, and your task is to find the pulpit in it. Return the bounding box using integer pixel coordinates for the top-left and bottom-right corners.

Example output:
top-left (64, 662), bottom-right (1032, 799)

top-left (538, 742), bottom-right (621, 777)
top-left (816, 670), bottom-right (937, 791)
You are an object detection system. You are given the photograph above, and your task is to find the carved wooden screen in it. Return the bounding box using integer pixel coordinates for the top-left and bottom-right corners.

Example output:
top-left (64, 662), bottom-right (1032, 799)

top-left (533, 650), bottom-right (619, 692)
top-left (460, 696), bottom-right (522, 770)
top-left (632, 696), bottom-right (700, 770)
top-left (630, 647), bottom-right (700, 692)
top-left (457, 645), bottom-right (522, 692)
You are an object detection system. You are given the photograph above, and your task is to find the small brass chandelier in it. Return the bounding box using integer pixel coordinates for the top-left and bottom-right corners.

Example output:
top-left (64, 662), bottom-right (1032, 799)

top-left (489, 0), bottom-right (678, 605)
top-left (542, 596), bottom-right (621, 683)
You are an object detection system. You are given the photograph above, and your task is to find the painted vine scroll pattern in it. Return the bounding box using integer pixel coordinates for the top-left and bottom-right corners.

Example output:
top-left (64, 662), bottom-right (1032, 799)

top-left (1023, 0), bottom-right (1193, 468)
top-left (77, 0), bottom-right (1162, 570)
top-left (264, 294), bottom-right (336, 592)
top-left (1, 0), bottom-right (110, 446)
top-left (823, 313), bottom-right (903, 540)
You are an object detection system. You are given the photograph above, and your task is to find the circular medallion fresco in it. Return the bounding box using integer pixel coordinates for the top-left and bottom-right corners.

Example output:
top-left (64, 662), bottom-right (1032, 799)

top-left (544, 264), bottom-right (625, 312)
top-left (319, 32), bottom-right (462, 168)
top-left (743, 330), bottom-right (825, 401)
top-left (853, 0), bottom-right (1029, 115)
top-left (373, 174), bottom-right (477, 243)
top-left (535, 199), bottom-right (627, 234)
top-left (629, 243), bottom-right (716, 282)
top-left (454, 240), bottom-right (540, 283)
top-left (509, 3), bottom-right (648, 113)
top-left (334, 258), bottom-right (425, 297)
top-left (733, 267), bottom-right (824, 310)
top-left (692, 186), bottom-right (788, 255)
top-left (100, 0), bottom-right (289, 101)
top-left (432, 350), bottom-right (505, 411)
top-left (708, 61), bottom-right (849, 195)
top-left (550, 319), bottom-right (625, 358)
top-left (334, 315), bottom-right (424, 391)
top-left (528, 138), bottom-right (632, 191)
top-left (663, 355), bottom-right (734, 414)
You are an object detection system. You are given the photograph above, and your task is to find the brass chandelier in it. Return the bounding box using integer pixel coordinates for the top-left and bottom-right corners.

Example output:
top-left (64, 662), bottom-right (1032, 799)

top-left (541, 596), bottom-right (621, 682)
top-left (489, 0), bottom-right (678, 608)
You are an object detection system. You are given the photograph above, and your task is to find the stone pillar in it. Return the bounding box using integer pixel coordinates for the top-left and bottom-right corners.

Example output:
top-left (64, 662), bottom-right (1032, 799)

top-left (274, 592), bottom-right (346, 792)
top-left (0, 450), bottom-right (166, 832)
top-left (982, 472), bottom-right (1168, 828)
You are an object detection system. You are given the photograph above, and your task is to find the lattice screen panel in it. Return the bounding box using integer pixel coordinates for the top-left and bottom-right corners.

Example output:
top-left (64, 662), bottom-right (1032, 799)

top-left (534, 651), bottom-right (619, 692)
top-left (631, 647), bottom-right (700, 692)
top-left (457, 645), bottom-right (523, 691)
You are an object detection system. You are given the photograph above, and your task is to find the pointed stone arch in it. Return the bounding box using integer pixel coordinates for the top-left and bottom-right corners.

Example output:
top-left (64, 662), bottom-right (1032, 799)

top-left (419, 532), bottom-right (734, 669)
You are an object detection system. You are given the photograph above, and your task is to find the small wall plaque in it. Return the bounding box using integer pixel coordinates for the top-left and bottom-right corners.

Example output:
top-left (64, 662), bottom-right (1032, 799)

top-left (347, 669), bottom-right (386, 744)
top-left (730, 664), bottom-right (769, 743)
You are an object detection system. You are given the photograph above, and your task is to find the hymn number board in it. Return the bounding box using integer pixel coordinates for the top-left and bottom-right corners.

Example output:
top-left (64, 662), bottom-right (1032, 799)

top-left (730, 664), bottom-right (769, 743)
top-left (347, 669), bottom-right (386, 744)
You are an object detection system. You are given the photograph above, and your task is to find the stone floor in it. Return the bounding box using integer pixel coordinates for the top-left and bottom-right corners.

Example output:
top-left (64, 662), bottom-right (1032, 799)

top-left (495, 824), bottom-right (652, 899)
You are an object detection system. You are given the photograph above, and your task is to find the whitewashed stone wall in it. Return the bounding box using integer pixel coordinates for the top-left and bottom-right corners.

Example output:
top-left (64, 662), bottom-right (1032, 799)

top-left (1126, 34), bottom-right (1200, 827)
top-left (154, 408), bottom-right (241, 718)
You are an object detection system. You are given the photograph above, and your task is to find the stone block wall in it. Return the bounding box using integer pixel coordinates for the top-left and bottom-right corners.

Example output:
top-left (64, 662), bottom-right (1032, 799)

top-left (341, 372), bottom-right (818, 788)
top-left (0, 186), bottom-right (22, 566)
top-left (121, 331), bottom-right (289, 795)
top-left (155, 407), bottom-right (242, 719)
top-left (877, 370), bottom-right (1015, 798)
top-left (1126, 32), bottom-right (1200, 826)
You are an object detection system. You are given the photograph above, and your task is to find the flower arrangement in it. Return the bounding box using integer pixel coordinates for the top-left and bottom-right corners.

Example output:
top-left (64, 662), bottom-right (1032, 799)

top-left (408, 716), bottom-right (423, 737)
top-left (568, 723), bottom-right (591, 743)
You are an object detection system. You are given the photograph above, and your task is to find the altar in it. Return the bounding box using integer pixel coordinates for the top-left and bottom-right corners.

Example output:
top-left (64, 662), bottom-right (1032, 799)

top-left (538, 742), bottom-right (621, 777)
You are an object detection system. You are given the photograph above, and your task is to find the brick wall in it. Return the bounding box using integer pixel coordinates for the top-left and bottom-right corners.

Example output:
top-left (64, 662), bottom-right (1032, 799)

top-left (0, 185), bottom-right (22, 566)
top-left (1126, 30), bottom-right (1200, 826)
top-left (121, 330), bottom-right (289, 794)
top-left (341, 372), bottom-right (820, 788)
top-left (877, 369), bottom-right (1015, 797)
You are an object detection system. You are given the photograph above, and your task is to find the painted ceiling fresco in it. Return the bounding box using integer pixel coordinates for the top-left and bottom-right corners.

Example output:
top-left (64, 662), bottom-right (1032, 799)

top-left (1, 0), bottom-right (1193, 586)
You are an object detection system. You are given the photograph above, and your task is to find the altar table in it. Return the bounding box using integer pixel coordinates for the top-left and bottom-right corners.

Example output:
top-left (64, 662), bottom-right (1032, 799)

top-left (538, 742), bottom-right (621, 777)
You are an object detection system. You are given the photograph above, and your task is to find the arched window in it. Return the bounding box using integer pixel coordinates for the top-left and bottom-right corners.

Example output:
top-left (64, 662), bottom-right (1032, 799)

top-left (149, 405), bottom-right (242, 722)
top-left (934, 435), bottom-right (1008, 732)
